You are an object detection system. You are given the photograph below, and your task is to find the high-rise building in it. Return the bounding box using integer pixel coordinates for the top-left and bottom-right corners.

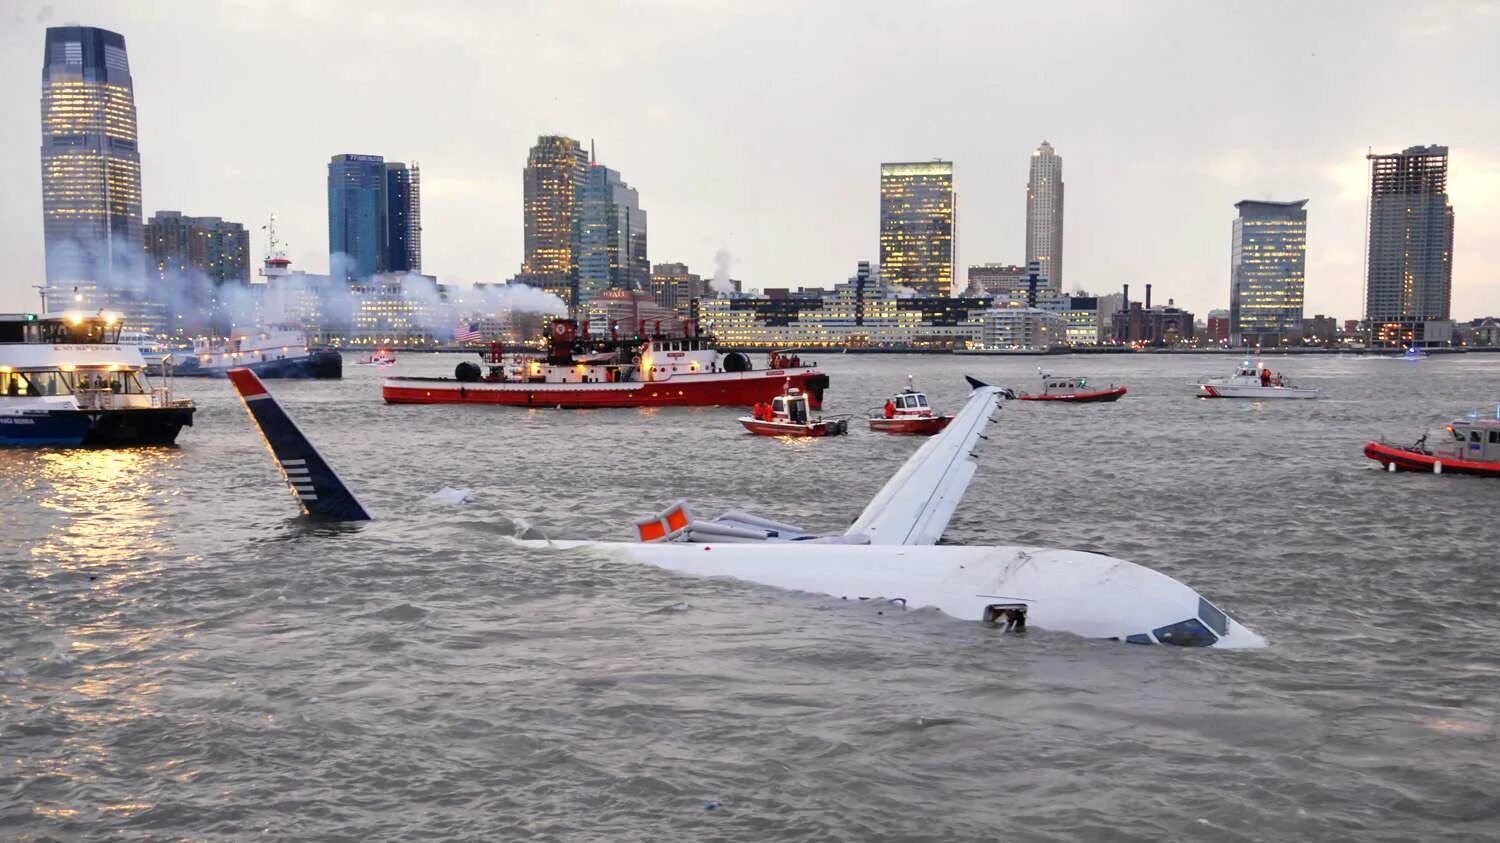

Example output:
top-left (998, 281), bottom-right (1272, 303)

top-left (1025, 141), bottom-right (1064, 291)
top-left (521, 135), bottom-right (589, 306)
top-left (578, 162), bottom-right (648, 302)
top-left (1365, 145), bottom-right (1454, 345)
top-left (144, 212), bottom-right (252, 336)
top-left (1229, 199), bottom-right (1307, 346)
top-left (385, 162), bottom-right (421, 273)
top-left (649, 262), bottom-right (709, 316)
top-left (328, 154), bottom-right (389, 280)
top-left (39, 26), bottom-right (159, 332)
top-left (879, 161), bottom-right (955, 296)
top-left (327, 154), bottom-right (420, 280)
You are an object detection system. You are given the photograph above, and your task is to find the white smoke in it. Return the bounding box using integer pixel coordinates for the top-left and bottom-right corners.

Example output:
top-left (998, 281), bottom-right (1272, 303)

top-left (711, 247), bottom-right (735, 295)
top-left (462, 282), bottom-right (568, 315)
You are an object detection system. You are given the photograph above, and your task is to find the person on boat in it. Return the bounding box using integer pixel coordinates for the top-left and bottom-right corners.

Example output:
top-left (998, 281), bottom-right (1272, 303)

top-left (884, 398), bottom-right (896, 419)
top-left (1259, 368), bottom-right (1271, 387)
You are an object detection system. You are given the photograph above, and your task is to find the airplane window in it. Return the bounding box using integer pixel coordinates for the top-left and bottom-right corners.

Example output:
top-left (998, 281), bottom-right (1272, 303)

top-left (1125, 633), bottom-right (1153, 645)
top-left (1451, 429), bottom-right (1466, 442)
top-left (1490, 431), bottom-right (1500, 445)
top-left (1197, 598), bottom-right (1229, 635)
top-left (1151, 618), bottom-right (1218, 647)
top-left (1470, 431), bottom-right (1482, 443)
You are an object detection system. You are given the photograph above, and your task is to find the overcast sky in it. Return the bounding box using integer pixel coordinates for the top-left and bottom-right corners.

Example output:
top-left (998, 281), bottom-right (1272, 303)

top-left (2, 0), bottom-right (1496, 319)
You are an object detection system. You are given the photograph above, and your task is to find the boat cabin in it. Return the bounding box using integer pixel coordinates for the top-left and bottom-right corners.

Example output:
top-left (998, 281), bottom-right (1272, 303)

top-left (0, 310), bottom-right (123, 345)
top-left (887, 390), bottom-right (932, 416)
top-left (1437, 413), bottom-right (1500, 464)
top-left (1040, 375), bottom-right (1091, 395)
top-left (772, 389), bottom-right (811, 424)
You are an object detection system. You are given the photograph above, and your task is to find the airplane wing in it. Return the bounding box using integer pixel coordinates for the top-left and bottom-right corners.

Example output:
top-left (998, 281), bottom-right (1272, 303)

top-left (228, 368), bottom-right (371, 521)
top-left (843, 378), bottom-right (1004, 545)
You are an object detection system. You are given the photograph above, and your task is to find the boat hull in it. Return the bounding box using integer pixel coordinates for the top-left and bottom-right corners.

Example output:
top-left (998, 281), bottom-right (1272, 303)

top-left (0, 406), bottom-right (195, 447)
top-left (868, 415), bottom-right (953, 435)
top-left (1199, 383), bottom-right (1318, 399)
top-left (383, 370), bottom-right (830, 409)
top-left (1017, 387), bottom-right (1127, 403)
top-left (738, 416), bottom-right (847, 437)
top-left (175, 349), bottom-right (342, 379)
top-left (1363, 441), bottom-right (1500, 477)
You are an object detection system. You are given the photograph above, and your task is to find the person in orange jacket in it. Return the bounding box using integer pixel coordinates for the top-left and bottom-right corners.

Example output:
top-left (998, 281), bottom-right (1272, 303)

top-left (884, 399), bottom-right (896, 419)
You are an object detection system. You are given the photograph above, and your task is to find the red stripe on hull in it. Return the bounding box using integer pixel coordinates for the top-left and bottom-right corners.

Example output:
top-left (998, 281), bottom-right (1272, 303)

top-left (383, 370), bottom-right (827, 409)
top-left (1363, 441), bottom-right (1500, 477)
top-left (1018, 387), bottom-right (1127, 403)
top-left (738, 419), bottom-right (840, 437)
top-left (868, 416), bottom-right (953, 435)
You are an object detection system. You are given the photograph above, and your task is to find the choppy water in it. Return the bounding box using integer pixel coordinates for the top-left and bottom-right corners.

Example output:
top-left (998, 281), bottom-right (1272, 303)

top-left (3, 352), bottom-right (1499, 840)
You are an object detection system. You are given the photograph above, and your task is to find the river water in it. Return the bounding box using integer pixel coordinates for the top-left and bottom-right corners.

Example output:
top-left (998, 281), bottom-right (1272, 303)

top-left (2, 352), bottom-right (1498, 840)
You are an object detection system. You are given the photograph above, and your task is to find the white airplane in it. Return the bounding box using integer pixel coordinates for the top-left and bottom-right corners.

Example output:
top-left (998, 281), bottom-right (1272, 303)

top-left (231, 369), bottom-right (1265, 648)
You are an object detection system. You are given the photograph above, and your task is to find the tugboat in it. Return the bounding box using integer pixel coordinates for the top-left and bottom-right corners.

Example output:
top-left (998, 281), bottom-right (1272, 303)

top-left (1198, 356), bottom-right (1318, 399)
top-left (173, 326), bottom-right (342, 379)
top-left (0, 311), bottom-right (195, 446)
top-left (740, 387), bottom-right (849, 437)
top-left (1017, 371), bottom-right (1127, 403)
top-left (868, 378), bottom-right (953, 435)
top-left (1364, 407), bottom-right (1500, 477)
top-left (383, 318), bottom-right (830, 409)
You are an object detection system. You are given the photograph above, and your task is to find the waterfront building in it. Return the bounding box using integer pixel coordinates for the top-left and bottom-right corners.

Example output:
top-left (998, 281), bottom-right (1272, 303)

top-left (385, 162), bottom-right (421, 272)
top-left (582, 288), bottom-right (680, 338)
top-left (1364, 145), bottom-right (1455, 347)
top-left (1302, 314), bottom-right (1339, 345)
top-left (144, 211), bottom-right (251, 336)
top-left (973, 303), bottom-right (1066, 351)
top-left (521, 135), bottom-right (589, 306)
top-left (967, 263), bottom-right (1028, 297)
top-left (1025, 141), bottom-right (1064, 291)
top-left (40, 26), bottom-right (163, 335)
top-left (1230, 199), bottom-right (1307, 346)
top-left (650, 262), bottom-right (710, 316)
top-left (348, 271), bottom-right (452, 346)
top-left (1112, 293), bottom-right (1195, 345)
top-left (1205, 309), bottom-right (1230, 345)
top-left (578, 162), bottom-right (648, 302)
top-left (879, 161), bottom-right (955, 296)
top-left (328, 154), bottom-right (388, 280)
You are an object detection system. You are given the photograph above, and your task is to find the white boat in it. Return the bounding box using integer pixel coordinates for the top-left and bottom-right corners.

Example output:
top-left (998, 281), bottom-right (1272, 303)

top-left (174, 326), bottom-right (342, 379)
top-left (1, 310), bottom-right (195, 446)
top-left (1199, 357), bottom-right (1318, 399)
top-left (356, 349), bottom-right (397, 367)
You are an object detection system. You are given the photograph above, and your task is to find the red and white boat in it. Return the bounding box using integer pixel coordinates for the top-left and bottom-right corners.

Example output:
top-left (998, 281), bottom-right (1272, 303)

top-left (1017, 372), bottom-right (1126, 403)
top-left (382, 319), bottom-right (829, 409)
top-left (868, 379), bottom-right (953, 435)
top-left (1364, 407), bottom-right (1500, 477)
top-left (739, 387), bottom-right (849, 437)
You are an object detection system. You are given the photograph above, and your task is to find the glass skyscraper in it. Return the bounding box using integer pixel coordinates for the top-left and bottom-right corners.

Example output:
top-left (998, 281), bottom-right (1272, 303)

top-left (578, 163), bottom-right (648, 302)
top-left (1025, 141), bottom-right (1064, 291)
top-left (385, 162), bottom-right (421, 273)
top-left (39, 26), bottom-right (156, 331)
top-left (328, 154), bottom-right (388, 280)
top-left (1230, 199), bottom-right (1307, 345)
top-left (1365, 145), bottom-right (1453, 345)
top-left (521, 136), bottom-right (589, 306)
top-left (879, 161), bottom-right (955, 297)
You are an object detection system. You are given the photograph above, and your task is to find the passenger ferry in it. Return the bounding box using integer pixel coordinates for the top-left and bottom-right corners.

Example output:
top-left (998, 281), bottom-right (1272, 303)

top-left (1198, 357), bottom-right (1318, 399)
top-left (1364, 407), bottom-right (1500, 477)
top-left (1016, 372), bottom-right (1127, 403)
top-left (383, 318), bottom-right (831, 409)
top-left (0, 311), bottom-right (195, 446)
top-left (172, 326), bottom-right (342, 379)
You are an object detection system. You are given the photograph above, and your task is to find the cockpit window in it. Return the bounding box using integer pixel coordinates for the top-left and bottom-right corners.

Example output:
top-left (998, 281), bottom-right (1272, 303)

top-left (1197, 598), bottom-right (1228, 636)
top-left (1152, 618), bottom-right (1218, 647)
top-left (1125, 633), bottom-right (1153, 645)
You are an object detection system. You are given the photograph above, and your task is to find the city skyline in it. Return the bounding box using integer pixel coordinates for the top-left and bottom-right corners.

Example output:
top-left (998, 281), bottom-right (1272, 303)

top-left (2, 2), bottom-right (1498, 320)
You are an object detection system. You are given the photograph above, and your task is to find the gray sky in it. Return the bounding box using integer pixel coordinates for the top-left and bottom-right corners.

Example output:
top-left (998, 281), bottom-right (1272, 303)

top-left (2, 0), bottom-right (1497, 320)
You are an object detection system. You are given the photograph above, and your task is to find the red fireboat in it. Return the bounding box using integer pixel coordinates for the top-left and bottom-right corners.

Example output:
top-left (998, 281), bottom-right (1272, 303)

top-left (382, 319), bottom-right (829, 409)
top-left (1016, 372), bottom-right (1126, 403)
top-left (739, 387), bottom-right (849, 437)
top-left (868, 378), bottom-right (953, 435)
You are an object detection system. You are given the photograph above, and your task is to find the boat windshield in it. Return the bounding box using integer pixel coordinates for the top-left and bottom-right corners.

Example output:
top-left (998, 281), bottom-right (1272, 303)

top-left (1151, 617), bottom-right (1219, 647)
top-left (2, 370), bottom-right (74, 397)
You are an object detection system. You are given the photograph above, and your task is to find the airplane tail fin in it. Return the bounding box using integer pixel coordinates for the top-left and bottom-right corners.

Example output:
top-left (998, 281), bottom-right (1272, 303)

top-left (844, 377), bottom-right (1003, 545)
top-left (228, 368), bottom-right (371, 521)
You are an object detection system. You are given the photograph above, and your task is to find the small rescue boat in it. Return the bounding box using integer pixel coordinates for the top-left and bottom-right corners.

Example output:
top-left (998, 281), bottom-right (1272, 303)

top-left (1364, 406), bottom-right (1500, 477)
top-left (869, 378), bottom-right (953, 435)
top-left (1198, 357), bottom-right (1317, 399)
top-left (740, 387), bottom-right (849, 437)
top-left (1016, 371), bottom-right (1126, 403)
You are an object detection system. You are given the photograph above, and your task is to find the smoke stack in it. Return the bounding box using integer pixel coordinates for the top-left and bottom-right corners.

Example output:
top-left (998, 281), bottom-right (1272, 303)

top-left (1123, 284), bottom-right (1130, 308)
top-left (1145, 284), bottom-right (1153, 310)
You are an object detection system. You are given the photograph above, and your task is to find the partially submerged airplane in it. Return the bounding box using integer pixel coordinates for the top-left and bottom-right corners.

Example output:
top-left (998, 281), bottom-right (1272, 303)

top-left (231, 369), bottom-right (1265, 648)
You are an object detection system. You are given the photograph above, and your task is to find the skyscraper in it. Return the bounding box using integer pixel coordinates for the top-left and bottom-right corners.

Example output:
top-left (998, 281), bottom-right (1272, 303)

top-left (879, 161), bottom-right (955, 296)
top-left (39, 26), bottom-right (154, 329)
top-left (1365, 145), bottom-right (1454, 345)
top-left (385, 162), bottom-right (421, 273)
top-left (328, 154), bottom-right (388, 280)
top-left (1229, 200), bottom-right (1307, 346)
top-left (521, 135), bottom-right (588, 306)
top-left (578, 162), bottom-right (648, 302)
top-left (1025, 141), bottom-right (1064, 291)
top-left (145, 211), bottom-right (251, 336)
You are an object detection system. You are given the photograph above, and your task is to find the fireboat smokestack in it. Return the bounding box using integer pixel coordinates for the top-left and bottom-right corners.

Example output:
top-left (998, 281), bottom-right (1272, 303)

top-left (1145, 283), bottom-right (1152, 310)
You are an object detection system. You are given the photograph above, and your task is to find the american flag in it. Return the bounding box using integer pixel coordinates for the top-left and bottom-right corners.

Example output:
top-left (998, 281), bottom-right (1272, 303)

top-left (453, 322), bottom-right (481, 343)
